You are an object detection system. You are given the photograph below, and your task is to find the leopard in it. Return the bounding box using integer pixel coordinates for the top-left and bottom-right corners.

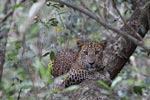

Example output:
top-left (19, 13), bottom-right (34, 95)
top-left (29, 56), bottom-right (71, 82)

top-left (62, 39), bottom-right (108, 87)
top-left (52, 39), bottom-right (110, 89)
top-left (51, 48), bottom-right (76, 77)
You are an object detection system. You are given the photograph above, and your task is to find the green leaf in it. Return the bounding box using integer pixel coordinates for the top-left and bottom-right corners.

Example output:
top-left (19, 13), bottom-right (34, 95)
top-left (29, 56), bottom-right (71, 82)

top-left (12, 4), bottom-right (21, 9)
top-left (133, 86), bottom-right (144, 95)
top-left (50, 88), bottom-right (61, 93)
top-left (97, 80), bottom-right (110, 89)
top-left (111, 76), bottom-right (122, 88)
top-left (39, 19), bottom-right (50, 29)
top-left (57, 36), bottom-right (64, 44)
top-left (30, 25), bottom-right (39, 35)
top-left (63, 85), bottom-right (80, 92)
top-left (48, 18), bottom-right (56, 22)
top-left (17, 68), bottom-right (25, 78)
top-left (6, 96), bottom-right (15, 100)
top-left (126, 78), bottom-right (135, 85)
top-left (7, 51), bottom-right (17, 58)
top-left (42, 52), bottom-right (50, 57)
top-left (124, 9), bottom-right (128, 15)
top-left (51, 20), bottom-right (58, 26)
top-left (39, 62), bottom-right (45, 78)
top-left (46, 1), bottom-right (51, 6)
top-left (15, 40), bottom-right (21, 50)
top-left (121, 96), bottom-right (127, 100)
top-left (32, 0), bottom-right (37, 2)
top-left (52, 4), bottom-right (61, 9)
top-left (47, 61), bottom-right (53, 83)
top-left (100, 89), bottom-right (112, 95)
top-left (50, 51), bottom-right (55, 60)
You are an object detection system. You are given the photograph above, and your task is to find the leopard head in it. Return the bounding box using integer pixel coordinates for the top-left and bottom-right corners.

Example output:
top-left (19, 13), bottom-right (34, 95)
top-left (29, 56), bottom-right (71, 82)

top-left (75, 39), bottom-right (107, 72)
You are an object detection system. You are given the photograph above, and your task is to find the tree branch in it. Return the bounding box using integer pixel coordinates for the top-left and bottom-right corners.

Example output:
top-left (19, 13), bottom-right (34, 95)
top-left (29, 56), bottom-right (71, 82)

top-left (49, 0), bottom-right (150, 52)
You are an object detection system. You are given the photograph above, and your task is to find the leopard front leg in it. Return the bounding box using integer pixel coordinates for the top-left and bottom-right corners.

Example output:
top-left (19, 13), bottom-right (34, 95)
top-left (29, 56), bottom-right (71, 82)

top-left (64, 68), bottom-right (88, 87)
top-left (52, 69), bottom-right (88, 90)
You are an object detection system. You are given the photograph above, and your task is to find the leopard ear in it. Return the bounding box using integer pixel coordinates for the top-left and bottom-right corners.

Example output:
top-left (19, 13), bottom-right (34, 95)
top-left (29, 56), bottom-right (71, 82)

top-left (76, 39), bottom-right (85, 48)
top-left (100, 40), bottom-right (107, 49)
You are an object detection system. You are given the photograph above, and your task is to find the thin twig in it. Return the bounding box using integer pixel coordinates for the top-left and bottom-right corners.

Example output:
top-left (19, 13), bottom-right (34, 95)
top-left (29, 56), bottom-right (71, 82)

top-left (0, 0), bottom-right (26, 23)
top-left (28, 66), bottom-right (38, 100)
top-left (17, 88), bottom-right (22, 100)
top-left (1, 10), bottom-right (13, 23)
top-left (103, 0), bottom-right (108, 21)
top-left (79, 0), bottom-right (91, 12)
top-left (49, 0), bottom-right (150, 52)
top-left (93, 0), bottom-right (102, 17)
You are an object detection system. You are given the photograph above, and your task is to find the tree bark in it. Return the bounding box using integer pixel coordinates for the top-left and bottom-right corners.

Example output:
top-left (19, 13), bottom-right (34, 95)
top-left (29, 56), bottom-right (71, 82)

top-left (104, 0), bottom-right (150, 79)
top-left (50, 0), bottom-right (150, 100)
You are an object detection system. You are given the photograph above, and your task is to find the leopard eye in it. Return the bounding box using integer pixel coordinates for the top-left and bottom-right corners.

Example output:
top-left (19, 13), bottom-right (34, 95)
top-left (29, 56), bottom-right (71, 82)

top-left (95, 50), bottom-right (100, 54)
top-left (83, 50), bottom-right (88, 55)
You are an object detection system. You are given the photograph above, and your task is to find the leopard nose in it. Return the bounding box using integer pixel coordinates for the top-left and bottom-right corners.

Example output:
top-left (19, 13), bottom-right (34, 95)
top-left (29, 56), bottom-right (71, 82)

top-left (89, 62), bottom-right (95, 65)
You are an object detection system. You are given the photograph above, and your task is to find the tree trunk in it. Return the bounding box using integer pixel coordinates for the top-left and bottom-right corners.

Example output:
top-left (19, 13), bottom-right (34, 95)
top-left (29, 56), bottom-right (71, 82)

top-left (104, 0), bottom-right (150, 79)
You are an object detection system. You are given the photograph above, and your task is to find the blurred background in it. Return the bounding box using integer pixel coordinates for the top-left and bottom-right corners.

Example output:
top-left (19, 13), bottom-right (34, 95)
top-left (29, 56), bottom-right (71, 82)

top-left (0, 0), bottom-right (150, 100)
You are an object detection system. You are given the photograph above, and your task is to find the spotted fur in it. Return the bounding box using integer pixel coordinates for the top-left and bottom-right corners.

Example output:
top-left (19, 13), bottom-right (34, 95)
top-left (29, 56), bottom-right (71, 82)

top-left (51, 49), bottom-right (76, 77)
top-left (63, 40), bottom-right (107, 87)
